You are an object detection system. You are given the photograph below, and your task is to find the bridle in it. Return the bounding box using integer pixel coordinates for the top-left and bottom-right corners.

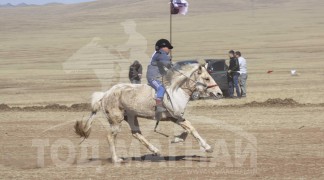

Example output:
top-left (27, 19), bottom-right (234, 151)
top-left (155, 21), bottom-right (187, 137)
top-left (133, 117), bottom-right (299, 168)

top-left (160, 65), bottom-right (219, 108)
top-left (206, 84), bottom-right (219, 89)
top-left (172, 66), bottom-right (219, 91)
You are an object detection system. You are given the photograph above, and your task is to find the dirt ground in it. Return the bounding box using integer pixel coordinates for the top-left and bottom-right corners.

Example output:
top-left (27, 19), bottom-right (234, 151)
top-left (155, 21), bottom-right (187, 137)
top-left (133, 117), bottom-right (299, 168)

top-left (0, 103), bottom-right (323, 179)
top-left (0, 0), bottom-right (324, 179)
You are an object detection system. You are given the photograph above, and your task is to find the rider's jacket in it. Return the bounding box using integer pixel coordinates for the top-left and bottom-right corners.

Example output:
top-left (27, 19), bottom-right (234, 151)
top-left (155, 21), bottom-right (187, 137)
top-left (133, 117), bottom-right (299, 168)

top-left (146, 49), bottom-right (172, 81)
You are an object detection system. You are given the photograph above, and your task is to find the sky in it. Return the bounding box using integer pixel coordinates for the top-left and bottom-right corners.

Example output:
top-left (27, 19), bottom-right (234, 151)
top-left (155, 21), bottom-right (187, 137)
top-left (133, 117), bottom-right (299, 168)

top-left (0, 0), bottom-right (96, 5)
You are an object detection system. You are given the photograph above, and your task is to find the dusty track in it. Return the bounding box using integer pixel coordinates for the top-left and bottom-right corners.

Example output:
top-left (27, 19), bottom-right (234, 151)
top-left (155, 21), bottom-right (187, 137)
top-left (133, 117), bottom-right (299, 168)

top-left (0, 98), bottom-right (323, 112)
top-left (0, 104), bottom-right (323, 179)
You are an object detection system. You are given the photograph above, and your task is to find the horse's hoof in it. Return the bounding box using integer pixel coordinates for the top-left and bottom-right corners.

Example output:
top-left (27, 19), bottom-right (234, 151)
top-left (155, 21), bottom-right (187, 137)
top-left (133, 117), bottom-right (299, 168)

top-left (152, 150), bottom-right (161, 156)
top-left (149, 145), bottom-right (160, 156)
top-left (171, 137), bottom-right (184, 144)
top-left (153, 151), bottom-right (161, 156)
top-left (205, 148), bottom-right (213, 153)
top-left (112, 157), bottom-right (124, 163)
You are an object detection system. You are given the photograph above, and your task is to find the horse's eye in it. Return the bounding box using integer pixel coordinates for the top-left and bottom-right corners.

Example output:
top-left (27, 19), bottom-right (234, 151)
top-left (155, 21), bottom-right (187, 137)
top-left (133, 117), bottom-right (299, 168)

top-left (205, 78), bottom-right (210, 81)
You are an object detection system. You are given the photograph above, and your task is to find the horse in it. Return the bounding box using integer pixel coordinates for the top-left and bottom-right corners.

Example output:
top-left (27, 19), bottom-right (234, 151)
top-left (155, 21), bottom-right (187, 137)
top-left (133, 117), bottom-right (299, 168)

top-left (74, 63), bottom-right (223, 163)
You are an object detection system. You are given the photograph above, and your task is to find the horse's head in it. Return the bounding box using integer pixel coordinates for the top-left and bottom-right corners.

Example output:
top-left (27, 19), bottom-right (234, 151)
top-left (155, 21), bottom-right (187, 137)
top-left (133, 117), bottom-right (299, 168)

top-left (192, 65), bottom-right (223, 100)
top-left (166, 63), bottom-right (223, 100)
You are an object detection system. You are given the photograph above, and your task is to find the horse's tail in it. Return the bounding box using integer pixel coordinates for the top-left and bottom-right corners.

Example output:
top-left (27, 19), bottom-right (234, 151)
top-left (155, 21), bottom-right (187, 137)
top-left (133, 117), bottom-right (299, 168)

top-left (91, 92), bottom-right (105, 113)
top-left (74, 92), bottom-right (105, 139)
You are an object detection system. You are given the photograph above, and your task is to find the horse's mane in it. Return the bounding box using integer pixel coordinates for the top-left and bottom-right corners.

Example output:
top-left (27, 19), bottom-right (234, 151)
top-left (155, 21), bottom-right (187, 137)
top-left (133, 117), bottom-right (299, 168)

top-left (163, 63), bottom-right (200, 91)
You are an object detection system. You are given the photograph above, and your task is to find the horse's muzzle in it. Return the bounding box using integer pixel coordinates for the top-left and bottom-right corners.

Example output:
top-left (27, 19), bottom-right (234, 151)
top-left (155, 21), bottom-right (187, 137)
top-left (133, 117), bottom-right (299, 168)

top-left (210, 92), bottom-right (223, 100)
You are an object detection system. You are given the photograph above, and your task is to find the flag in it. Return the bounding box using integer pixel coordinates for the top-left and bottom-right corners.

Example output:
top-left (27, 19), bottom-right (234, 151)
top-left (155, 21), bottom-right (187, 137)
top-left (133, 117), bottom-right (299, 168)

top-left (171, 0), bottom-right (189, 15)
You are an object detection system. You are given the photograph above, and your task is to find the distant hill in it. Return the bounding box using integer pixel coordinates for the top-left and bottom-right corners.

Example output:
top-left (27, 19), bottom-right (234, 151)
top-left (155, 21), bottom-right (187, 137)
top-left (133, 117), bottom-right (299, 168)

top-left (0, 3), bottom-right (15, 7)
top-left (0, 3), bottom-right (32, 8)
top-left (44, 3), bottom-right (64, 6)
top-left (16, 3), bottom-right (30, 7)
top-left (0, 2), bottom-right (63, 8)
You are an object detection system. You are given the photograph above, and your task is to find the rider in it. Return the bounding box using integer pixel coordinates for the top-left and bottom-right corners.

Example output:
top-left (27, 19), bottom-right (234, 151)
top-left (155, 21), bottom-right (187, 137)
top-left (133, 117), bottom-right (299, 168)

top-left (146, 39), bottom-right (173, 113)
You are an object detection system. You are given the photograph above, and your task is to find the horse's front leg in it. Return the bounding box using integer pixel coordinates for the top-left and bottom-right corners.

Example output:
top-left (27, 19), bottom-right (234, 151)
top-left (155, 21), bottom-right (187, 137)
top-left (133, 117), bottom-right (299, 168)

top-left (171, 131), bottom-right (189, 143)
top-left (178, 119), bottom-right (213, 153)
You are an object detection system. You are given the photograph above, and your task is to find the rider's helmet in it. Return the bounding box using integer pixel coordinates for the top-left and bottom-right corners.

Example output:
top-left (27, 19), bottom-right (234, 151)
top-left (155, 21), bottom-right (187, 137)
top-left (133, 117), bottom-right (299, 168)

top-left (155, 39), bottom-right (173, 51)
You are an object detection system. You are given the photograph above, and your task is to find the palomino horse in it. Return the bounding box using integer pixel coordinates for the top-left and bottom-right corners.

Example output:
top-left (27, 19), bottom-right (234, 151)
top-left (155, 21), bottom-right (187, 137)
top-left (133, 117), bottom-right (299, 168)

top-left (75, 63), bottom-right (223, 163)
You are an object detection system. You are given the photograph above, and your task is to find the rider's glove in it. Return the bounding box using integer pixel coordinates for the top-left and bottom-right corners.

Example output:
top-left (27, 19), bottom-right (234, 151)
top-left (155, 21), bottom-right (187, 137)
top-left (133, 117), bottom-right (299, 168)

top-left (166, 63), bottom-right (173, 69)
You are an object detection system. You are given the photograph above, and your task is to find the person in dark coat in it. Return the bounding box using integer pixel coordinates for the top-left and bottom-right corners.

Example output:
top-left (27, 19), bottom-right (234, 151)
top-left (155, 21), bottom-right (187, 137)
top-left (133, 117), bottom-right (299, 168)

top-left (129, 60), bottom-right (143, 84)
top-left (227, 50), bottom-right (241, 98)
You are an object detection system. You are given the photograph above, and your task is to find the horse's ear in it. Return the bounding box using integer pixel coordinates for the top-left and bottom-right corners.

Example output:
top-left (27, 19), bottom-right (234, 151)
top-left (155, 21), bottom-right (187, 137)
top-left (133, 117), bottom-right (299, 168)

top-left (198, 65), bottom-right (202, 74)
top-left (197, 59), bottom-right (206, 67)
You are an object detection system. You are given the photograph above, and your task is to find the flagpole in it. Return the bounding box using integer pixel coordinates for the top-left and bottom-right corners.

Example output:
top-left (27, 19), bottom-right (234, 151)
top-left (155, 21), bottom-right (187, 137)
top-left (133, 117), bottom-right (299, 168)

top-left (170, 0), bottom-right (173, 58)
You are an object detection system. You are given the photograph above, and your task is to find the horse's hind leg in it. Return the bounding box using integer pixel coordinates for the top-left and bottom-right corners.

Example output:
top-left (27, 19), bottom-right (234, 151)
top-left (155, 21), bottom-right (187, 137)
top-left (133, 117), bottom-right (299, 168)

top-left (105, 109), bottom-right (124, 163)
top-left (107, 124), bottom-right (123, 163)
top-left (125, 112), bottom-right (160, 155)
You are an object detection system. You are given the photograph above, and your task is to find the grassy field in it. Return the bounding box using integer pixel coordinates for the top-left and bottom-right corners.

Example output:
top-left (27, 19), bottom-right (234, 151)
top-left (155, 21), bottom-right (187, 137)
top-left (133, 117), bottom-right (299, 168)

top-left (0, 0), bottom-right (324, 179)
top-left (0, 0), bottom-right (323, 106)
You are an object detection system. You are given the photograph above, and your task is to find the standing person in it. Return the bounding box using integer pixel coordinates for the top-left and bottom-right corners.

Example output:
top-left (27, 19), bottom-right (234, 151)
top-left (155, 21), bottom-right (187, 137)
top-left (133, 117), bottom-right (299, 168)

top-left (227, 50), bottom-right (241, 98)
top-left (146, 39), bottom-right (173, 113)
top-left (129, 60), bottom-right (143, 84)
top-left (236, 51), bottom-right (247, 97)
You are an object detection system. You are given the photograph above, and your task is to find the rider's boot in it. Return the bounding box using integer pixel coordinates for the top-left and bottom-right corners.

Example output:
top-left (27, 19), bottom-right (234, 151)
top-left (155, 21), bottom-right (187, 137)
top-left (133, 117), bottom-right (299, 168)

top-left (155, 99), bottom-right (166, 113)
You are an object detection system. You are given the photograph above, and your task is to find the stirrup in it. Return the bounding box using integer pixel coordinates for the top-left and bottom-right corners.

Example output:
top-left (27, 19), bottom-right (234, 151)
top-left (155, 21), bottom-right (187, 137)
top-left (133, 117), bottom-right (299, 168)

top-left (156, 105), bottom-right (166, 113)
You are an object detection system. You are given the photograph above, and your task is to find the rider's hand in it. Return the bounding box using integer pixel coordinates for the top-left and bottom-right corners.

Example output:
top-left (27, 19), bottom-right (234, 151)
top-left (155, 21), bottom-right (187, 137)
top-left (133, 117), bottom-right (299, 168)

top-left (166, 63), bottom-right (173, 69)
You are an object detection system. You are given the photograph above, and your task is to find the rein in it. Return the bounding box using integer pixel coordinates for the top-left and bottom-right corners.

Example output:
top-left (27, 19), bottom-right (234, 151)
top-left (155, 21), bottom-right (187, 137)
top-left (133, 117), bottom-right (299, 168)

top-left (172, 67), bottom-right (218, 90)
top-left (206, 84), bottom-right (219, 89)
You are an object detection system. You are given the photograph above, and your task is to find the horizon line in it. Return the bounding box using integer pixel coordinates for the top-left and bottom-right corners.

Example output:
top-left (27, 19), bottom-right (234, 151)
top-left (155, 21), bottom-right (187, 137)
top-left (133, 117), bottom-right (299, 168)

top-left (0, 0), bottom-right (96, 6)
